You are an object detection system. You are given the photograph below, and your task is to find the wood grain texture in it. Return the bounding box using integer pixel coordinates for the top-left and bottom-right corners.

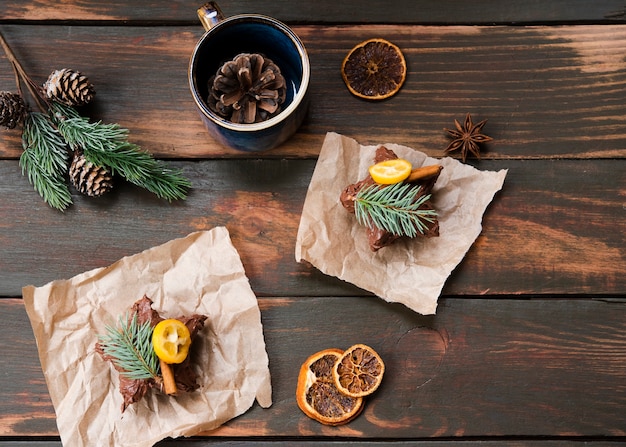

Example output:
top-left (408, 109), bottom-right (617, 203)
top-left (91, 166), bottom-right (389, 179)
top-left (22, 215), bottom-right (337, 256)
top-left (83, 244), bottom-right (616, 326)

top-left (0, 0), bottom-right (624, 24)
top-left (0, 159), bottom-right (623, 298)
top-left (2, 297), bottom-right (625, 438)
top-left (0, 25), bottom-right (625, 159)
top-left (1, 3), bottom-right (625, 445)
top-left (154, 442), bottom-right (626, 447)
top-left (4, 442), bottom-right (626, 447)
top-left (165, 442), bottom-right (626, 447)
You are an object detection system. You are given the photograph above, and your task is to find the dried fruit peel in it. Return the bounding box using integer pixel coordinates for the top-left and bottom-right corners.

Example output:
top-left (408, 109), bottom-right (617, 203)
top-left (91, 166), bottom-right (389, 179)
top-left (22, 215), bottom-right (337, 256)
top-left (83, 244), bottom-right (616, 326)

top-left (332, 344), bottom-right (385, 398)
top-left (296, 344), bottom-right (385, 426)
top-left (296, 348), bottom-right (364, 426)
top-left (341, 38), bottom-right (407, 100)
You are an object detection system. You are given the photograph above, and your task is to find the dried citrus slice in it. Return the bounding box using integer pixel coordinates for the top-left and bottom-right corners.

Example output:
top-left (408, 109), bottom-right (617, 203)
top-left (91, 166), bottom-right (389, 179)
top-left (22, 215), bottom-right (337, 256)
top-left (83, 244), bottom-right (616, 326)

top-left (296, 348), bottom-right (364, 426)
top-left (332, 344), bottom-right (385, 398)
top-left (341, 38), bottom-right (406, 100)
top-left (369, 158), bottom-right (412, 184)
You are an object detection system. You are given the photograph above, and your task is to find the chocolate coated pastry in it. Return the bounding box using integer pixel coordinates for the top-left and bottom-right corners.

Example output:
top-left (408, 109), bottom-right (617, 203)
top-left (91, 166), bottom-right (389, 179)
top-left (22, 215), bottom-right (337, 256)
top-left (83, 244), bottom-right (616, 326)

top-left (341, 146), bottom-right (440, 251)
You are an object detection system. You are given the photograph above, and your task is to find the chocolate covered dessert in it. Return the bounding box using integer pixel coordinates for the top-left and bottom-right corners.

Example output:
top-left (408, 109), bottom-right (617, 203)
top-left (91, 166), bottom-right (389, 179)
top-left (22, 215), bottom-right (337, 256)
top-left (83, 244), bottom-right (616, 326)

top-left (96, 295), bottom-right (207, 412)
top-left (340, 146), bottom-right (441, 251)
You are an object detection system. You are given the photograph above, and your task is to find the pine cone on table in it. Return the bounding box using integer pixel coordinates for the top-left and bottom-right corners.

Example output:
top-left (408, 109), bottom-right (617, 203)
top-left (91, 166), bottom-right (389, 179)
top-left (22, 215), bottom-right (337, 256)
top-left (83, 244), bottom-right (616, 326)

top-left (207, 53), bottom-right (287, 124)
top-left (43, 68), bottom-right (95, 107)
top-left (0, 91), bottom-right (28, 129)
top-left (69, 151), bottom-right (114, 197)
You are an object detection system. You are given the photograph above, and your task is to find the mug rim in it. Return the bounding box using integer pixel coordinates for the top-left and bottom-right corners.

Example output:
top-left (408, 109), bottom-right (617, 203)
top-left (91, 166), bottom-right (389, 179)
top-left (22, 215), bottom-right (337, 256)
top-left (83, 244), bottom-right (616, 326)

top-left (189, 14), bottom-right (310, 132)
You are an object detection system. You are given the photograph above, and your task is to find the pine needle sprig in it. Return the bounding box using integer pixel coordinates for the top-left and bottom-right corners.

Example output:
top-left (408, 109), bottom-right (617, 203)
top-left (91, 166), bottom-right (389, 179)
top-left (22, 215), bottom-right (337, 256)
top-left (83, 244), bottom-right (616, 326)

top-left (0, 31), bottom-right (192, 209)
top-left (19, 112), bottom-right (72, 210)
top-left (354, 182), bottom-right (437, 238)
top-left (56, 117), bottom-right (131, 151)
top-left (22, 112), bottom-right (69, 175)
top-left (125, 160), bottom-right (193, 202)
top-left (81, 142), bottom-right (154, 180)
top-left (51, 102), bottom-right (191, 201)
top-left (98, 312), bottom-right (160, 381)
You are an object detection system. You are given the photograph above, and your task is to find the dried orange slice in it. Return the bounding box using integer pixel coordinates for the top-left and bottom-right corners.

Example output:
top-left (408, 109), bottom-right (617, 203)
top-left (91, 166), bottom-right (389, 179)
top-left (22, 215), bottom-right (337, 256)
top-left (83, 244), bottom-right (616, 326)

top-left (296, 348), bottom-right (364, 426)
top-left (341, 38), bottom-right (407, 100)
top-left (332, 344), bottom-right (385, 398)
top-left (369, 158), bottom-right (412, 184)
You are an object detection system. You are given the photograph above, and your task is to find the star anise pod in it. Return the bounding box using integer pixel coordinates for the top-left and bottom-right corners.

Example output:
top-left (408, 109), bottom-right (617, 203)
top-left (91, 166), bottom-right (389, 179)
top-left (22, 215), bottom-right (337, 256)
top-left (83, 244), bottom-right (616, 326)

top-left (444, 113), bottom-right (493, 162)
top-left (207, 53), bottom-right (286, 124)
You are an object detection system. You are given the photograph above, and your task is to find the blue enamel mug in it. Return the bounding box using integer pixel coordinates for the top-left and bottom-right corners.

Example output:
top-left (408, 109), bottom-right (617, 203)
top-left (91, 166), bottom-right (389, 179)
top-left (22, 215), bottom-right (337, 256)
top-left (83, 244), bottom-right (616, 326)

top-left (189, 2), bottom-right (310, 152)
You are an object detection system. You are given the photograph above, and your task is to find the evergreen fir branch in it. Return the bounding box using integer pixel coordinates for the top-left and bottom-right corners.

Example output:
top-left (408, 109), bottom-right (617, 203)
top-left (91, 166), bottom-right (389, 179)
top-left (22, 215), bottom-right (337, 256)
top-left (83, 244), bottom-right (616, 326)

top-left (98, 312), bottom-right (160, 381)
top-left (51, 102), bottom-right (191, 201)
top-left (20, 149), bottom-right (73, 211)
top-left (55, 115), bottom-right (130, 152)
top-left (22, 112), bottom-right (69, 176)
top-left (354, 182), bottom-right (437, 238)
top-left (80, 141), bottom-right (158, 181)
top-left (125, 160), bottom-right (192, 201)
top-left (2, 32), bottom-right (190, 209)
top-left (19, 113), bottom-right (72, 211)
top-left (80, 143), bottom-right (191, 201)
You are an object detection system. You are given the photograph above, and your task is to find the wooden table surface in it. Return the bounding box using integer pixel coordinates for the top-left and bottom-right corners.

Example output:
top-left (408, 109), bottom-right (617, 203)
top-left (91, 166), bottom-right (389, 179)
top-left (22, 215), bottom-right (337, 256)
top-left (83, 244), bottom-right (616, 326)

top-left (1, 1), bottom-right (625, 446)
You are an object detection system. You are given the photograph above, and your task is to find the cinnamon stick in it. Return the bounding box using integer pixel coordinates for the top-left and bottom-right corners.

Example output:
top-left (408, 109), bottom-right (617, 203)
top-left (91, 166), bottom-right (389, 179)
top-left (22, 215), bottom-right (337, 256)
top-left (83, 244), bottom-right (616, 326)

top-left (160, 359), bottom-right (177, 395)
top-left (406, 164), bottom-right (442, 183)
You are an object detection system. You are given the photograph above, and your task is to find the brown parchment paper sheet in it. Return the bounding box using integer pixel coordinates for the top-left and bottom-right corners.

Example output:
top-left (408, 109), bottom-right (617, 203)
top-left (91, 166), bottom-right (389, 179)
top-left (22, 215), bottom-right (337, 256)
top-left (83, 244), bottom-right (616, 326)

top-left (295, 132), bottom-right (507, 315)
top-left (23, 227), bottom-right (272, 447)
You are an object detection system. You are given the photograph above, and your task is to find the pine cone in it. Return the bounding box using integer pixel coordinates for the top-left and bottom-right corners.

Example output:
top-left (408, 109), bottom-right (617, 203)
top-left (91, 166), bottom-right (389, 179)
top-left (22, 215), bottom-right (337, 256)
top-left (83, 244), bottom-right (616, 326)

top-left (43, 68), bottom-right (95, 107)
top-left (0, 91), bottom-right (28, 129)
top-left (69, 152), bottom-right (113, 197)
top-left (207, 53), bottom-right (287, 124)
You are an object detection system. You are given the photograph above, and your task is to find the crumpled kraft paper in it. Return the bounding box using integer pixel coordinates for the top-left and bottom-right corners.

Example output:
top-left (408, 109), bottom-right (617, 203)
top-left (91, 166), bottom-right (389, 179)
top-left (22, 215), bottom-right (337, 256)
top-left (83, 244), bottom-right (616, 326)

top-left (295, 132), bottom-right (507, 315)
top-left (23, 227), bottom-right (272, 447)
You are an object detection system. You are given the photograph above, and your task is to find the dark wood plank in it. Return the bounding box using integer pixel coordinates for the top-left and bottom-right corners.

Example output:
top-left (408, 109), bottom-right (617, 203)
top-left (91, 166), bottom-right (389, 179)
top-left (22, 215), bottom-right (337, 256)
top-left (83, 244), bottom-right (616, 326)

top-left (3, 442), bottom-right (625, 447)
top-left (0, 158), bottom-right (623, 298)
top-left (1, 299), bottom-right (57, 436)
top-left (2, 297), bottom-right (625, 437)
top-left (155, 442), bottom-right (626, 447)
top-left (0, 1), bottom-right (624, 24)
top-left (0, 2), bottom-right (624, 447)
top-left (1, 25), bottom-right (625, 159)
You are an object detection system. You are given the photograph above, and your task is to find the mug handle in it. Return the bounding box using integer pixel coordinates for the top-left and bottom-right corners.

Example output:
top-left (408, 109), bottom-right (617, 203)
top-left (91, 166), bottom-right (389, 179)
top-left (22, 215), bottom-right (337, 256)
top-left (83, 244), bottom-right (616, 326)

top-left (197, 2), bottom-right (225, 31)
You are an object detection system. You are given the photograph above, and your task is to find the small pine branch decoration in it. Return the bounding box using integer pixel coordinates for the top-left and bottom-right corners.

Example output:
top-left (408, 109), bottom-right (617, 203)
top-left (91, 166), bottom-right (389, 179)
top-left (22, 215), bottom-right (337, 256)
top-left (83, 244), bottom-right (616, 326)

top-left (52, 102), bottom-right (190, 201)
top-left (19, 112), bottom-right (73, 210)
top-left (354, 182), bottom-right (437, 238)
top-left (21, 111), bottom-right (69, 174)
top-left (98, 313), bottom-right (160, 381)
top-left (0, 30), bottom-right (191, 211)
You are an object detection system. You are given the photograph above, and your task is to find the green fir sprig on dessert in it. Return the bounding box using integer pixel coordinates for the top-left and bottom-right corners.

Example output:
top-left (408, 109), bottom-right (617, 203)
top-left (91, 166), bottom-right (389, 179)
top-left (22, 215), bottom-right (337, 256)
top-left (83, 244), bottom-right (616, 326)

top-left (0, 30), bottom-right (191, 211)
top-left (97, 313), bottom-right (161, 381)
top-left (354, 182), bottom-right (437, 238)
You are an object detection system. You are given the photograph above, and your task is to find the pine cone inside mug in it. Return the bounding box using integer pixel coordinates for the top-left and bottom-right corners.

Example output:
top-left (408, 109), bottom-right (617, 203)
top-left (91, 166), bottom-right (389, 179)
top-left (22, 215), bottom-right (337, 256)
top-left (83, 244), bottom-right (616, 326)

top-left (207, 53), bottom-right (287, 124)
